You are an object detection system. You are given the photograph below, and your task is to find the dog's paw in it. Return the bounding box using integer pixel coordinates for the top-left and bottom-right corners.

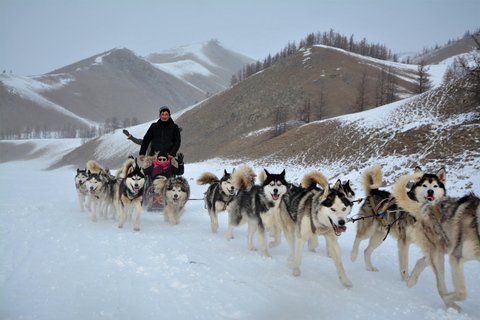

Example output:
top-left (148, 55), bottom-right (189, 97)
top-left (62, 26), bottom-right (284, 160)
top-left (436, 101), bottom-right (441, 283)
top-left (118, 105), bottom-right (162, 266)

top-left (407, 277), bottom-right (418, 288)
top-left (341, 279), bottom-right (353, 289)
top-left (292, 268), bottom-right (301, 276)
top-left (366, 266), bottom-right (379, 272)
top-left (134, 227), bottom-right (140, 232)
top-left (268, 241), bottom-right (280, 248)
top-left (261, 251), bottom-right (272, 258)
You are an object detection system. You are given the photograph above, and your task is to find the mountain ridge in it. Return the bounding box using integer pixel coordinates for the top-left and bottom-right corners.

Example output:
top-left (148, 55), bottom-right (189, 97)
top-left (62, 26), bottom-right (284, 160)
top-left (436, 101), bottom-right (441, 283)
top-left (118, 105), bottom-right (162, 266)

top-left (0, 41), bottom-right (255, 135)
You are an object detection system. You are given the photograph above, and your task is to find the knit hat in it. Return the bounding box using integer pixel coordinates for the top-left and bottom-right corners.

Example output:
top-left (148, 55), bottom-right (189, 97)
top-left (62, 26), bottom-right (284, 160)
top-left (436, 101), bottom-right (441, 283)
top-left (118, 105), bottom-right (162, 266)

top-left (159, 106), bottom-right (170, 114)
top-left (157, 150), bottom-right (169, 159)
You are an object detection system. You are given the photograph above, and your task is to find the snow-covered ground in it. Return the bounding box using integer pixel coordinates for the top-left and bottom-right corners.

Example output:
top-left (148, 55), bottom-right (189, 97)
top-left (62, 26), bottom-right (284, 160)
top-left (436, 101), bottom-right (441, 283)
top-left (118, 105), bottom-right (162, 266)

top-left (0, 143), bottom-right (479, 320)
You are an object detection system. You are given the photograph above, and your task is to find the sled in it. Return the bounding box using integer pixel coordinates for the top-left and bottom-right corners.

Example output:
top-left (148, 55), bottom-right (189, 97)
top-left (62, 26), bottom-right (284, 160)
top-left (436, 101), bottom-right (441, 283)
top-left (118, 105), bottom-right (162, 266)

top-left (144, 176), bottom-right (166, 212)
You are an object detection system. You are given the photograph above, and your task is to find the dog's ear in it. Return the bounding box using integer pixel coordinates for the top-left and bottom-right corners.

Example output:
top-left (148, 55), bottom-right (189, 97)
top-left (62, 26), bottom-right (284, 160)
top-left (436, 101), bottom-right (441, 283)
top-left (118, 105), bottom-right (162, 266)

top-left (77, 168), bottom-right (80, 173)
top-left (87, 170), bottom-right (91, 175)
top-left (264, 169), bottom-right (270, 176)
top-left (413, 167), bottom-right (424, 183)
top-left (281, 169), bottom-right (286, 177)
top-left (224, 169), bottom-right (228, 176)
top-left (436, 167), bottom-right (446, 184)
top-left (333, 179), bottom-right (343, 191)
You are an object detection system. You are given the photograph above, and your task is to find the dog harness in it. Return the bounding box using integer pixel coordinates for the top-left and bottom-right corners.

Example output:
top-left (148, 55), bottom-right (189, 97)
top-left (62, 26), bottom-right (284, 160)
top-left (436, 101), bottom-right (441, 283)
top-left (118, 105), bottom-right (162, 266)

top-left (368, 196), bottom-right (396, 226)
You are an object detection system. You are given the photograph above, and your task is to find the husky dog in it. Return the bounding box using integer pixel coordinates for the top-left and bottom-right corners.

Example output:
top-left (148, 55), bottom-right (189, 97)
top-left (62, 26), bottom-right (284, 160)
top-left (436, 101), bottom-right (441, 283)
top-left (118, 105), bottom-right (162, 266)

top-left (350, 166), bottom-right (446, 281)
top-left (85, 174), bottom-right (116, 222)
top-left (75, 168), bottom-right (90, 212)
top-left (277, 171), bottom-right (353, 287)
top-left (342, 180), bottom-right (356, 202)
top-left (392, 172), bottom-right (479, 310)
top-left (307, 180), bottom-right (357, 253)
top-left (226, 165), bottom-right (287, 258)
top-left (117, 158), bottom-right (145, 231)
top-left (197, 169), bottom-right (236, 233)
top-left (155, 176), bottom-right (190, 225)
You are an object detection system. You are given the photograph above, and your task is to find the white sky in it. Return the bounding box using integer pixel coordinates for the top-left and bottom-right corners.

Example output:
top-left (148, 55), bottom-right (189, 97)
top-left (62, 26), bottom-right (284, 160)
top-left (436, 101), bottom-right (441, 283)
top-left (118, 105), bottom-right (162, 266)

top-left (0, 0), bottom-right (479, 76)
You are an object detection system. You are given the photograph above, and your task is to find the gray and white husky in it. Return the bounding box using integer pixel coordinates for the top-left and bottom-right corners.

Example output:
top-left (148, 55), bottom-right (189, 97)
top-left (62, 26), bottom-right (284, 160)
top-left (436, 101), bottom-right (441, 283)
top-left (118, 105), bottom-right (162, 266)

top-left (350, 166), bottom-right (446, 281)
top-left (226, 165), bottom-right (287, 258)
top-left (117, 158), bottom-right (145, 231)
top-left (197, 169), bottom-right (236, 233)
top-left (75, 168), bottom-right (90, 212)
top-left (155, 176), bottom-right (190, 225)
top-left (85, 171), bottom-right (116, 222)
top-left (392, 172), bottom-right (479, 310)
top-left (277, 171), bottom-right (353, 288)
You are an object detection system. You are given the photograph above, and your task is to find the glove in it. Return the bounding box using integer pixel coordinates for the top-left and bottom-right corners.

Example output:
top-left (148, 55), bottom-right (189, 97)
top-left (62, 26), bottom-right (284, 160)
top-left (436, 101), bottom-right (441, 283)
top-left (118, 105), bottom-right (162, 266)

top-left (177, 153), bottom-right (184, 165)
top-left (123, 129), bottom-right (130, 136)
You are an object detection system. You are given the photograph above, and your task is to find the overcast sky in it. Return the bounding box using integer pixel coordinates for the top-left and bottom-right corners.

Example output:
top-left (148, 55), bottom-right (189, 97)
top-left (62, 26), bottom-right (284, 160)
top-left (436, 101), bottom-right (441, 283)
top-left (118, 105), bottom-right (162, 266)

top-left (1, 0), bottom-right (479, 76)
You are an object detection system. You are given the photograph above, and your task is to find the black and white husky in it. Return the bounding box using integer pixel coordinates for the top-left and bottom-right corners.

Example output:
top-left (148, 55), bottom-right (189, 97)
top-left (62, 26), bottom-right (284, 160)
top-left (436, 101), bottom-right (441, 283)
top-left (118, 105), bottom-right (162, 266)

top-left (117, 158), bottom-right (145, 231)
top-left (197, 169), bottom-right (236, 233)
top-left (277, 171), bottom-right (353, 288)
top-left (226, 165), bottom-right (287, 258)
top-left (75, 168), bottom-right (90, 212)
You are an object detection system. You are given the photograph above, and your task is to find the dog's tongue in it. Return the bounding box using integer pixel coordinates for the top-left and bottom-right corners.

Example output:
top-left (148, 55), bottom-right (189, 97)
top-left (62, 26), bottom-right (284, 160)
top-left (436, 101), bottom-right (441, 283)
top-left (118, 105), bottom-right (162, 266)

top-left (272, 194), bottom-right (279, 200)
top-left (333, 224), bottom-right (347, 235)
top-left (90, 190), bottom-right (96, 195)
top-left (174, 199), bottom-right (179, 204)
top-left (426, 196), bottom-right (435, 201)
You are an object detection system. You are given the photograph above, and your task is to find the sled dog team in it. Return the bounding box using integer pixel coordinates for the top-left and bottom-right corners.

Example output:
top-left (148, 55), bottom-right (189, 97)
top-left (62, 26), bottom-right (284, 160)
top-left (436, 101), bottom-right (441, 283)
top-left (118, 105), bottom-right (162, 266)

top-left (75, 158), bottom-right (190, 231)
top-left (76, 162), bottom-right (479, 310)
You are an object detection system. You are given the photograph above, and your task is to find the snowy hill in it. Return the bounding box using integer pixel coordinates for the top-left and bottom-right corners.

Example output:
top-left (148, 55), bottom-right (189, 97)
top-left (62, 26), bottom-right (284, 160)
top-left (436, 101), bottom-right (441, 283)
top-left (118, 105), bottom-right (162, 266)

top-left (0, 41), bottom-right (255, 135)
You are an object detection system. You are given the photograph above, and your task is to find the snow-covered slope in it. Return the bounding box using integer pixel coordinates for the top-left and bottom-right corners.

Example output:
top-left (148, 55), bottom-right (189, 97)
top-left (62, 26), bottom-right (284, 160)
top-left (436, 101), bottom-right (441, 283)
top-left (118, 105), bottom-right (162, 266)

top-left (0, 139), bottom-right (479, 320)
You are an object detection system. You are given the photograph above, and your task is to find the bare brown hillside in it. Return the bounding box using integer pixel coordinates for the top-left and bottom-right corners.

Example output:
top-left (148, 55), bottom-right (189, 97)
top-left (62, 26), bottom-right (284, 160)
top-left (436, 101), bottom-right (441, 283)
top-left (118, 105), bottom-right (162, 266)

top-left (177, 46), bottom-right (418, 162)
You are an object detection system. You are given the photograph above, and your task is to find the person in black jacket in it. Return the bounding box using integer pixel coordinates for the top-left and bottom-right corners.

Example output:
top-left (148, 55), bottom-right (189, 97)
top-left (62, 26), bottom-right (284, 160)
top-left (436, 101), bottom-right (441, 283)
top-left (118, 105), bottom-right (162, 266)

top-left (139, 106), bottom-right (181, 162)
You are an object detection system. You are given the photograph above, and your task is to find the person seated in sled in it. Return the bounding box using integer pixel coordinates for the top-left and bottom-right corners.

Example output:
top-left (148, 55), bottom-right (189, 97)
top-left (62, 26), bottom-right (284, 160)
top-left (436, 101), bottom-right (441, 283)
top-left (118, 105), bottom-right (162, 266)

top-left (142, 150), bottom-right (184, 210)
top-left (143, 150), bottom-right (184, 181)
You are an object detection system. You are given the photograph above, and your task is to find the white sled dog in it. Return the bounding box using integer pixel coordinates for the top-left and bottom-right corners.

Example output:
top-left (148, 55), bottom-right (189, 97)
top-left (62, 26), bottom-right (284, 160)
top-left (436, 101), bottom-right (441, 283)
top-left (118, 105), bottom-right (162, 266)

top-left (350, 166), bottom-right (446, 281)
top-left (392, 172), bottom-right (480, 311)
top-left (277, 171), bottom-right (353, 288)
top-left (117, 158), bottom-right (145, 231)
top-left (85, 160), bottom-right (116, 222)
top-left (226, 165), bottom-right (287, 258)
top-left (197, 169), bottom-right (236, 233)
top-left (155, 176), bottom-right (190, 225)
top-left (75, 168), bottom-right (90, 212)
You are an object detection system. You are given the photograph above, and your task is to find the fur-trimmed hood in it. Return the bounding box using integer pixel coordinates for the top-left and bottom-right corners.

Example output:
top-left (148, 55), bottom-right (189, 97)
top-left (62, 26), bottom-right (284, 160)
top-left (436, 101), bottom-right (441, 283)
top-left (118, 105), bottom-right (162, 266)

top-left (143, 152), bottom-right (179, 169)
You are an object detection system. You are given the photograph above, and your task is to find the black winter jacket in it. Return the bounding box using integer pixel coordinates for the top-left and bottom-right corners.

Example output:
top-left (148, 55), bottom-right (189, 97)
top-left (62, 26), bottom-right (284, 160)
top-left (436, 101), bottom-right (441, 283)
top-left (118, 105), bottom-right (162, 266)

top-left (139, 118), bottom-right (181, 157)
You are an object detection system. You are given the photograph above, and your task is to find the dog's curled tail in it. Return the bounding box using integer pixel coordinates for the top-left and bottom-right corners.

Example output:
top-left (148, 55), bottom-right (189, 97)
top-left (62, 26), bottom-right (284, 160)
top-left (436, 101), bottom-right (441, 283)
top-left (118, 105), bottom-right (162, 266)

top-left (391, 172), bottom-right (424, 219)
top-left (362, 166), bottom-right (383, 195)
top-left (154, 177), bottom-right (168, 195)
top-left (197, 172), bottom-right (219, 185)
top-left (233, 165), bottom-right (256, 191)
top-left (258, 170), bottom-right (266, 184)
top-left (121, 158), bottom-right (137, 176)
top-left (86, 160), bottom-right (106, 174)
top-left (301, 171), bottom-right (329, 190)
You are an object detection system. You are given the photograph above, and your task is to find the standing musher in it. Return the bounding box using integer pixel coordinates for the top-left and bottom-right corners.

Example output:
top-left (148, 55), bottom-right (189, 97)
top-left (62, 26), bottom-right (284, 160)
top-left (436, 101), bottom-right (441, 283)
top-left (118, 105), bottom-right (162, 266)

top-left (139, 106), bottom-right (181, 162)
